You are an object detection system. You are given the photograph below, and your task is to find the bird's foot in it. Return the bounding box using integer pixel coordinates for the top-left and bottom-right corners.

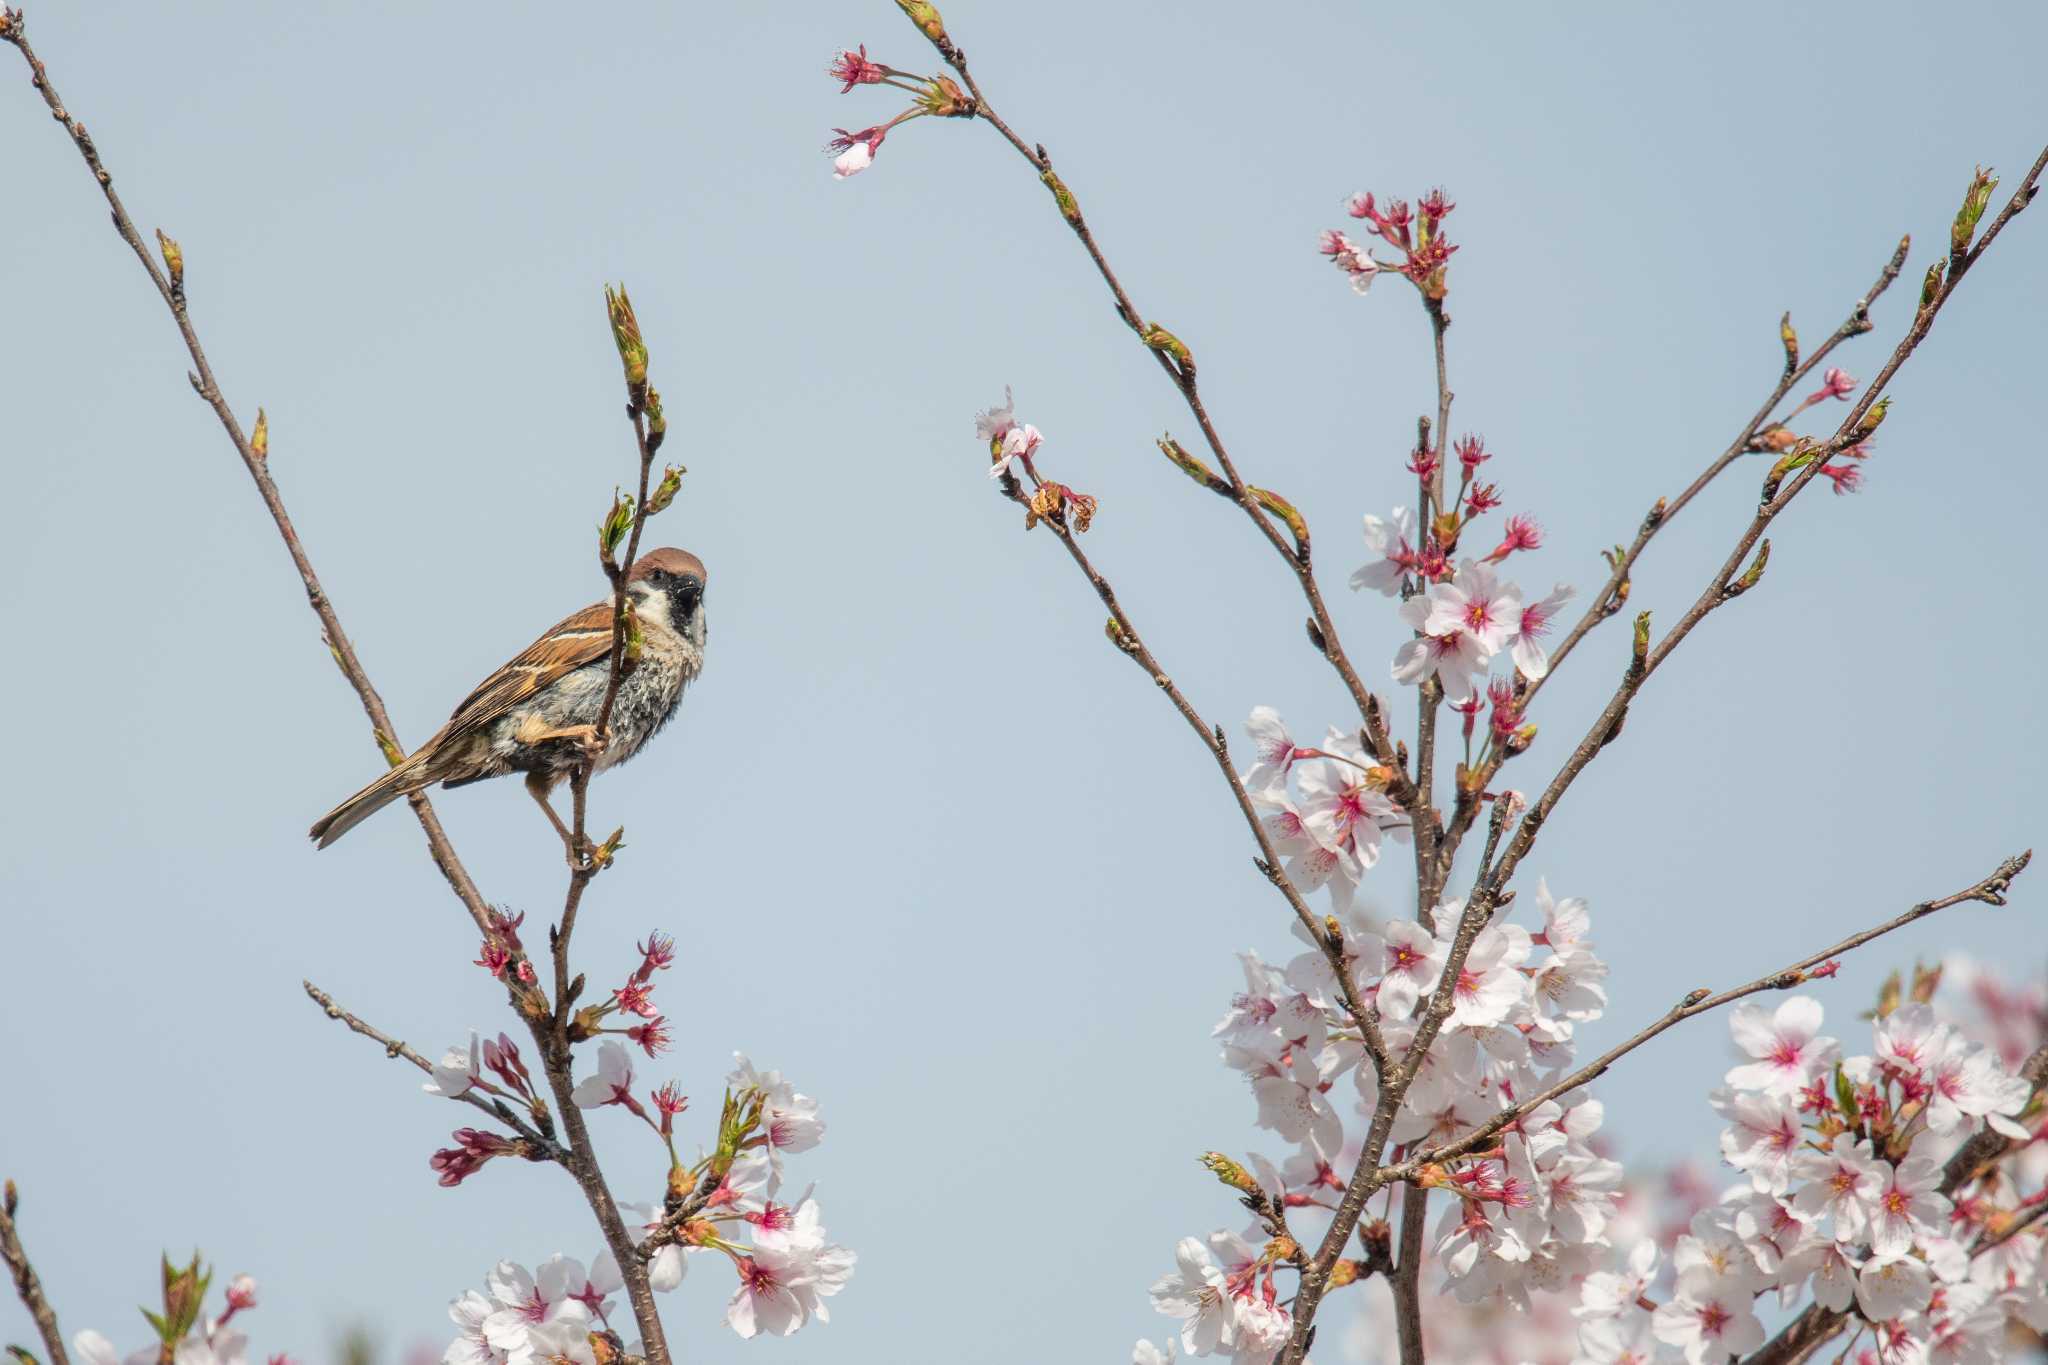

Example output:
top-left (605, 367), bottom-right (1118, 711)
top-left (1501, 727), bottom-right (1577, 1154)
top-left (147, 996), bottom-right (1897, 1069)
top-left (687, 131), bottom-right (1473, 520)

top-left (555, 724), bottom-right (606, 766)
top-left (564, 834), bottom-right (599, 871)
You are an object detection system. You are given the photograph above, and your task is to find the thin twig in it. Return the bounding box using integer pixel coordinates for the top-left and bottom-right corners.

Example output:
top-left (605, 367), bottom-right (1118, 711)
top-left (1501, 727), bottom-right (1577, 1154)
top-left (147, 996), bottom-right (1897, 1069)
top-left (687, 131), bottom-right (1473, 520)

top-left (0, 1181), bottom-right (69, 1365)
top-left (0, 18), bottom-right (494, 937)
top-left (911, 29), bottom-right (1419, 816)
top-left (1299, 143), bottom-right (2033, 1365)
top-left (1437, 237), bottom-right (1910, 866)
top-left (1386, 852), bottom-right (2031, 1177)
top-left (1479, 148), bottom-right (2046, 911)
top-left (301, 980), bottom-right (566, 1160)
top-left (3, 23), bottom-right (674, 1360)
top-left (1006, 482), bottom-right (1388, 1071)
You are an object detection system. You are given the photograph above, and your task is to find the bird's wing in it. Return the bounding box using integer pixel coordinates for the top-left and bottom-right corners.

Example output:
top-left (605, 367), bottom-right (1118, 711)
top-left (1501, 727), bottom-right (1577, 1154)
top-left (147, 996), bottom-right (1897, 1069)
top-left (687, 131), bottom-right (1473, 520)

top-left (440, 600), bottom-right (620, 740)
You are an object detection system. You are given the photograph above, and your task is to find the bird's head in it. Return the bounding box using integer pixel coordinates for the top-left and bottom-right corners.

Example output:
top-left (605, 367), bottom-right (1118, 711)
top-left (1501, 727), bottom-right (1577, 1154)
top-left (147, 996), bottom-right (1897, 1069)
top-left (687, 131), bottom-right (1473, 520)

top-left (626, 547), bottom-right (708, 646)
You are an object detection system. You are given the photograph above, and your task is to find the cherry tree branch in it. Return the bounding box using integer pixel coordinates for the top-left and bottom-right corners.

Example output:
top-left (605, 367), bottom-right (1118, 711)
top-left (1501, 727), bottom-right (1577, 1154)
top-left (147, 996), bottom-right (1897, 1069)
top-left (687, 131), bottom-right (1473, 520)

top-left (0, 17), bottom-right (495, 938)
top-left (1478, 147), bottom-right (2045, 912)
top-left (0, 1182), bottom-right (68, 1365)
top-left (1303, 174), bottom-right (2039, 1331)
top-left (1436, 237), bottom-right (1910, 866)
top-left (1385, 851), bottom-right (2031, 1177)
top-left (2, 19), bottom-right (672, 1360)
top-left (996, 478), bottom-right (1388, 1070)
top-left (898, 17), bottom-right (1420, 818)
top-left (302, 980), bottom-right (569, 1162)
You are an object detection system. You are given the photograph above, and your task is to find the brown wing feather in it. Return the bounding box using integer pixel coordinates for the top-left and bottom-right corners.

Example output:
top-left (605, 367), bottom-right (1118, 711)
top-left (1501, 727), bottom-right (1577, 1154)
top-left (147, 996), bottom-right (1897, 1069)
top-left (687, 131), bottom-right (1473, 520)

top-left (440, 600), bottom-right (619, 741)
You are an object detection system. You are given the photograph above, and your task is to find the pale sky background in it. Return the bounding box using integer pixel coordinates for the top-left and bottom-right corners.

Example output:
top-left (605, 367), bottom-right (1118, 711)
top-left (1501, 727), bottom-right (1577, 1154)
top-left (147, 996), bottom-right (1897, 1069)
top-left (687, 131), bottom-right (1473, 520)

top-left (3, 2), bottom-right (2045, 1361)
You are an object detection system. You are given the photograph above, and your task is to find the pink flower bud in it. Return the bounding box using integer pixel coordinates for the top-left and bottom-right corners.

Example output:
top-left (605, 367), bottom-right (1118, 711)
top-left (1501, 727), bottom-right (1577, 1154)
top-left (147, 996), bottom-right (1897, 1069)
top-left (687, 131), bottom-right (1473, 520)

top-left (429, 1129), bottom-right (518, 1187)
top-left (225, 1276), bottom-right (258, 1312)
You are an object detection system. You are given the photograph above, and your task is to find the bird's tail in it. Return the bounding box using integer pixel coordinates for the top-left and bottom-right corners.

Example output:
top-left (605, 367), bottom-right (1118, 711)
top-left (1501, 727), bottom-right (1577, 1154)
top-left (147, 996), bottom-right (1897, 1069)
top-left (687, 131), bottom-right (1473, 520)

top-left (309, 749), bottom-right (437, 848)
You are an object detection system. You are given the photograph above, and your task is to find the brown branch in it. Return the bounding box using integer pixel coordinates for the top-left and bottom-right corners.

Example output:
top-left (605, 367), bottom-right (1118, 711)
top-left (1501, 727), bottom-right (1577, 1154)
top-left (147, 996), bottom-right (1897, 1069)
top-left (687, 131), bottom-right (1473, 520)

top-left (0, 1181), bottom-right (68, 1365)
top-left (0, 18), bottom-right (494, 938)
top-left (1004, 482), bottom-right (1388, 1070)
top-left (1479, 147), bottom-right (2046, 911)
top-left (301, 981), bottom-right (567, 1161)
top-left (3, 22), bottom-right (675, 1361)
top-left (1390, 1182), bottom-right (1429, 1365)
top-left (1387, 852), bottom-right (2031, 1177)
top-left (904, 21), bottom-right (1419, 818)
top-left (1437, 236), bottom-right (1909, 866)
top-left (1288, 153), bottom-right (2043, 1362)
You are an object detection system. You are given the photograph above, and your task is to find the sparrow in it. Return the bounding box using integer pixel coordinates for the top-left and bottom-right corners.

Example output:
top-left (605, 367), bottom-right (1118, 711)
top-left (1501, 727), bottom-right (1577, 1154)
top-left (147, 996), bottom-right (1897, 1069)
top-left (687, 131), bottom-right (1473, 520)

top-left (309, 547), bottom-right (707, 857)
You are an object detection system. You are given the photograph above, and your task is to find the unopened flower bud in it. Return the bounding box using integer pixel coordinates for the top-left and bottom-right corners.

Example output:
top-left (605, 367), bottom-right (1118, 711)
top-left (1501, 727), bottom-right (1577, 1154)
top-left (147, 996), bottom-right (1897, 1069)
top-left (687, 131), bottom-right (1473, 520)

top-left (599, 489), bottom-right (636, 559)
top-left (1041, 169), bottom-right (1082, 224)
top-left (250, 408), bottom-right (268, 462)
top-left (224, 1276), bottom-right (258, 1312)
top-left (643, 463), bottom-right (685, 517)
top-left (1200, 1152), bottom-right (1258, 1194)
top-left (917, 74), bottom-right (972, 118)
top-left (603, 284), bottom-right (649, 395)
top-left (1158, 435), bottom-right (1230, 495)
top-left (156, 229), bottom-right (184, 295)
top-left (894, 0), bottom-right (947, 42)
top-left (643, 385), bottom-right (667, 451)
top-left (1250, 487), bottom-right (1309, 558)
top-left (1952, 166), bottom-right (1998, 257)
top-left (1141, 322), bottom-right (1194, 373)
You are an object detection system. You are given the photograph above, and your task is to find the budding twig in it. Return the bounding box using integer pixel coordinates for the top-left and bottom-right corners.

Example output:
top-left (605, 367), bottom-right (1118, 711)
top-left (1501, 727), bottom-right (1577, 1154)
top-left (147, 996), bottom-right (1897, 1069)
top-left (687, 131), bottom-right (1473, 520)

top-left (1, 19), bottom-right (495, 939)
top-left (301, 981), bottom-right (567, 1161)
top-left (893, 14), bottom-right (1417, 819)
top-left (1388, 851), bottom-right (2032, 1177)
top-left (4, 25), bottom-right (677, 1362)
top-left (1437, 236), bottom-right (1911, 868)
top-left (0, 1181), bottom-right (69, 1365)
top-left (998, 478), bottom-right (1390, 1074)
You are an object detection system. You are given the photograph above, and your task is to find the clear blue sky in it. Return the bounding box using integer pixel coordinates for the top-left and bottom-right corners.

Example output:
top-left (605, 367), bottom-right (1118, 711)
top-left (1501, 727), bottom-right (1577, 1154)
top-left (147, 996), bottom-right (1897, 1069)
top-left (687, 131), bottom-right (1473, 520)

top-left (3, 2), bottom-right (2044, 1362)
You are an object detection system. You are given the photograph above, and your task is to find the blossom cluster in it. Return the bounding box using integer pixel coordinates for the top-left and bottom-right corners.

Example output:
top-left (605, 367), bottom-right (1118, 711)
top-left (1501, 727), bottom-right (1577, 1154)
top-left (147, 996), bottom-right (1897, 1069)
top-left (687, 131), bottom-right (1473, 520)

top-left (1138, 875), bottom-right (1618, 1362)
top-left (1318, 189), bottom-right (1460, 296)
top-left (1571, 991), bottom-right (2044, 1364)
top-left (432, 1049), bottom-right (851, 1350)
top-left (818, 38), bottom-right (974, 180)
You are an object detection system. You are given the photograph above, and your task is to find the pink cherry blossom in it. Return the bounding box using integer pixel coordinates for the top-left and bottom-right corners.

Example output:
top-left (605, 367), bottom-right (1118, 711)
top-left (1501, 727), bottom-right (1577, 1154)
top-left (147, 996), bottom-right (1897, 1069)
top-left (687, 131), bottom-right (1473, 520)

top-left (1725, 995), bottom-right (1840, 1097)
top-left (1349, 508), bottom-right (1417, 596)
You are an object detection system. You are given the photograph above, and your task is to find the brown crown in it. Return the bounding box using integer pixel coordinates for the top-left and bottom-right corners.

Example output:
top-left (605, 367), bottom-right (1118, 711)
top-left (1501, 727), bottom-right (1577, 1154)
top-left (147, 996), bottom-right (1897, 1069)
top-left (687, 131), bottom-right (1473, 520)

top-left (627, 547), bottom-right (707, 584)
